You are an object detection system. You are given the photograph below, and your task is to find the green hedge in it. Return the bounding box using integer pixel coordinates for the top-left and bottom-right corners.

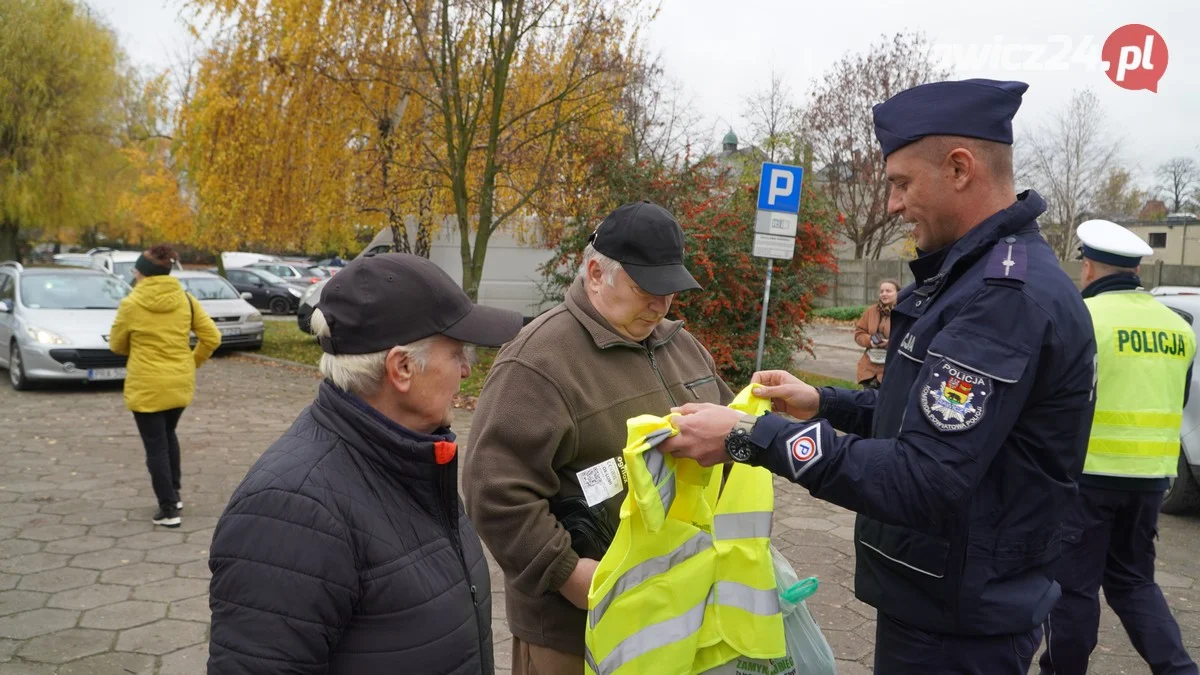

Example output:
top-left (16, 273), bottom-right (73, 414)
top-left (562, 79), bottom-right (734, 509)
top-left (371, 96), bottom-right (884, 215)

top-left (812, 305), bottom-right (867, 322)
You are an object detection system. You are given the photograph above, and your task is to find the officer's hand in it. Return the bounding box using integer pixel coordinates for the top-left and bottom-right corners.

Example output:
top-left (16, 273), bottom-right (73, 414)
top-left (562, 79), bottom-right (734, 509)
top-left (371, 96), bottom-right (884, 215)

top-left (659, 403), bottom-right (742, 467)
top-left (560, 557), bottom-right (599, 610)
top-left (751, 370), bottom-right (820, 419)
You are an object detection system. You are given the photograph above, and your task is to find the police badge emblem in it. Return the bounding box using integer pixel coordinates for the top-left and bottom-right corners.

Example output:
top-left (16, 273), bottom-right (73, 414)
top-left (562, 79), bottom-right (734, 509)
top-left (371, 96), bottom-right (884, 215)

top-left (920, 359), bottom-right (991, 432)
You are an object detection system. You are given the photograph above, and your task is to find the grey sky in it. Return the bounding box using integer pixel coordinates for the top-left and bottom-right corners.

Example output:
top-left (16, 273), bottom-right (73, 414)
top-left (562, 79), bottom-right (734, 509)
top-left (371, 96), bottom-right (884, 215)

top-left (91, 0), bottom-right (1197, 193)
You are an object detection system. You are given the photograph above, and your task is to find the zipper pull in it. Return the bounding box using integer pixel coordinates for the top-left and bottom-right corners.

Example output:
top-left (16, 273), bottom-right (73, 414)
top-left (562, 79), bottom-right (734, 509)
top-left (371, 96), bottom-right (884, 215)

top-left (470, 584), bottom-right (478, 606)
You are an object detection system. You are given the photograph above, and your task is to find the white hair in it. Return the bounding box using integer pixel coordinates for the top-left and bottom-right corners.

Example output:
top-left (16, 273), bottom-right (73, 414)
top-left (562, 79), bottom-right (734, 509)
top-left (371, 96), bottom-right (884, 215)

top-left (577, 244), bottom-right (622, 287)
top-left (309, 308), bottom-right (434, 397)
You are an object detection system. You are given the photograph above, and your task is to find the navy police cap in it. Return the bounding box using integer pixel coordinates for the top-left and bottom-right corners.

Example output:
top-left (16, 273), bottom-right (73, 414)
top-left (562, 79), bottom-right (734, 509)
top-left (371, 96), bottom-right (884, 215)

top-left (872, 78), bottom-right (1029, 158)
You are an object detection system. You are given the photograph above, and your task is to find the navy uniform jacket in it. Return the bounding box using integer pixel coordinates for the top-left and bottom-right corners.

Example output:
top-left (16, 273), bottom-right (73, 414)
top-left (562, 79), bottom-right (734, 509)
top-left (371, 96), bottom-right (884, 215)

top-left (750, 190), bottom-right (1096, 635)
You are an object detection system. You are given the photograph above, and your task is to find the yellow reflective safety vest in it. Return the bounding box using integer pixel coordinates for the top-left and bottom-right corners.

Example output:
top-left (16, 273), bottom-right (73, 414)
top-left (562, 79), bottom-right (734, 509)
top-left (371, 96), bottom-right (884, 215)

top-left (1085, 290), bottom-right (1195, 478)
top-left (584, 386), bottom-right (785, 675)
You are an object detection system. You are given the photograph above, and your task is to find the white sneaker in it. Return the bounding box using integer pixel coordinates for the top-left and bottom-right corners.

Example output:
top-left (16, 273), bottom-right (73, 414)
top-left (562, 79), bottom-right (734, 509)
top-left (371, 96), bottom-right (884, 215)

top-left (176, 501), bottom-right (183, 511)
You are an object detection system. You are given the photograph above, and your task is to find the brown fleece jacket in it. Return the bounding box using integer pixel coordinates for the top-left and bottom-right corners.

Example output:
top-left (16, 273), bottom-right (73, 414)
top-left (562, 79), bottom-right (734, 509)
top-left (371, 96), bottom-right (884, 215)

top-left (463, 278), bottom-right (734, 656)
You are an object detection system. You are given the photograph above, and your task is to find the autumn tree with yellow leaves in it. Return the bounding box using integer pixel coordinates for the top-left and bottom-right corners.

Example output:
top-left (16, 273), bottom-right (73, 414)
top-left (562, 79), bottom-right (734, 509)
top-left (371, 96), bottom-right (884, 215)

top-left (180, 0), bottom-right (642, 297)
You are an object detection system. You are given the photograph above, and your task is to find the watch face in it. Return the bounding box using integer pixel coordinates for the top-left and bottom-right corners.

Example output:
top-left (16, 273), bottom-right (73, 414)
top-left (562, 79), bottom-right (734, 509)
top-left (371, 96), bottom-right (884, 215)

top-left (726, 431), bottom-right (755, 462)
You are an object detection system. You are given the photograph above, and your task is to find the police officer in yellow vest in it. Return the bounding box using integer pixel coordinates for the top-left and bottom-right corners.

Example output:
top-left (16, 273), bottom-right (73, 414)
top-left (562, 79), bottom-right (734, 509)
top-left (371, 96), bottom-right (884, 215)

top-left (1039, 219), bottom-right (1198, 675)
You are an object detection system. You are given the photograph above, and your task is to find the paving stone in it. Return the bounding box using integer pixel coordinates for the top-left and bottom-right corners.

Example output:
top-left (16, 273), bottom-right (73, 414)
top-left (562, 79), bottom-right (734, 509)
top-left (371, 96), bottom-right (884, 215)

top-left (144, 544), bottom-right (208, 566)
top-left (0, 662), bottom-right (56, 674)
top-left (68, 548), bottom-right (144, 571)
top-left (115, 619), bottom-right (206, 655)
top-left (185, 528), bottom-right (214, 546)
top-left (0, 515), bottom-right (59, 530)
top-left (116, 532), bottom-right (184, 551)
top-left (81, 601), bottom-right (166, 630)
top-left (0, 540), bottom-right (40, 559)
top-left (16, 567), bottom-right (97, 594)
top-left (0, 554), bottom-right (67, 576)
top-left (780, 516), bottom-right (838, 532)
top-left (167, 595), bottom-right (211, 623)
top-left (101, 498), bottom-right (153, 511)
top-left (158, 641), bottom-right (207, 675)
top-left (34, 500), bottom-right (103, 517)
top-left (0, 591), bottom-right (46, 617)
top-left (46, 584), bottom-right (130, 611)
top-left (0, 638), bottom-right (18, 661)
top-left (132, 578), bottom-right (210, 604)
top-left (60, 510), bottom-right (129, 527)
top-left (174, 516), bottom-right (219, 533)
top-left (0, 608), bottom-right (79, 639)
top-left (79, 488), bottom-right (138, 503)
top-left (42, 536), bottom-right (115, 556)
top-left (1159, 571), bottom-right (1195, 589)
top-left (0, 576), bottom-right (17, 593)
top-left (175, 560), bottom-right (211, 580)
top-left (0, 505), bottom-right (38, 519)
top-left (99, 563), bottom-right (175, 587)
top-left (87, 521), bottom-right (145, 539)
top-left (56, 651), bottom-right (156, 675)
top-left (16, 628), bottom-right (114, 664)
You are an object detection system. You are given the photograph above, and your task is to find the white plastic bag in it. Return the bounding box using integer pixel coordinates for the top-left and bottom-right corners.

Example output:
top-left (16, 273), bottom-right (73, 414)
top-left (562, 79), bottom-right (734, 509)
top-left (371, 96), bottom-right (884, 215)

top-left (703, 546), bottom-right (837, 675)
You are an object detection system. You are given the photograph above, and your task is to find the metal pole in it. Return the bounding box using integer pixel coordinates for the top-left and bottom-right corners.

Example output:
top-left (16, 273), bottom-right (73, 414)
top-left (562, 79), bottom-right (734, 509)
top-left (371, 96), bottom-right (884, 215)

top-left (755, 258), bottom-right (774, 372)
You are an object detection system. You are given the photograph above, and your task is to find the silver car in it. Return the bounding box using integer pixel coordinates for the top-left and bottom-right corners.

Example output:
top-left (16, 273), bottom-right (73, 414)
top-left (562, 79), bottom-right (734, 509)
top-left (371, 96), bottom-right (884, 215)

top-left (172, 270), bottom-right (264, 350)
top-left (0, 262), bottom-right (131, 390)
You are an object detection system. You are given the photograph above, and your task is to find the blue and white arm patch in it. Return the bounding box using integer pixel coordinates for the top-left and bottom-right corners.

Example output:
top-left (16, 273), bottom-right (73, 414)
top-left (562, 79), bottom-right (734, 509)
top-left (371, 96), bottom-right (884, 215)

top-left (784, 422), bottom-right (823, 481)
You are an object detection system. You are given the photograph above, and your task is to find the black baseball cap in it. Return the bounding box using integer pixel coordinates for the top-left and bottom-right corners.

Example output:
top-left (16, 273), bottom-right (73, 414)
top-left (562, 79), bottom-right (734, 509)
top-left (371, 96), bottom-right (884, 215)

top-left (588, 201), bottom-right (702, 296)
top-left (316, 253), bottom-right (523, 355)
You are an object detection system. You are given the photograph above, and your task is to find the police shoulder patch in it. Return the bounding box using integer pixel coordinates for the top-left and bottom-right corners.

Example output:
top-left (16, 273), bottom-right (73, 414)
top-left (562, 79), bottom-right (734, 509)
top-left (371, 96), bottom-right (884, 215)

top-left (919, 358), bottom-right (992, 432)
top-left (984, 236), bottom-right (1027, 284)
top-left (784, 422), bottom-right (823, 481)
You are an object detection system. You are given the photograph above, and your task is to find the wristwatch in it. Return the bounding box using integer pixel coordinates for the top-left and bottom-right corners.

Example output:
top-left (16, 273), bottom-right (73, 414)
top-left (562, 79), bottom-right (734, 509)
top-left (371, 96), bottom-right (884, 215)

top-left (724, 414), bottom-right (762, 463)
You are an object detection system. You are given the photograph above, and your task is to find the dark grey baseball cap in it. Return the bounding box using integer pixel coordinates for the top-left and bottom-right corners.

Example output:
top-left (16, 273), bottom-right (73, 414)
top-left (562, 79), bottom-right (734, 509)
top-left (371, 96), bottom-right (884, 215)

top-left (316, 253), bottom-right (523, 355)
top-left (588, 201), bottom-right (702, 296)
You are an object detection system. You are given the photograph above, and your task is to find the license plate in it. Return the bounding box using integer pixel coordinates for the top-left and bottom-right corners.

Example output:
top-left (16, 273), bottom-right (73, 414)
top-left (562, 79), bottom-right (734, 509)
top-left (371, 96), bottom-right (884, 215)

top-left (87, 368), bottom-right (126, 381)
top-left (220, 327), bottom-right (241, 336)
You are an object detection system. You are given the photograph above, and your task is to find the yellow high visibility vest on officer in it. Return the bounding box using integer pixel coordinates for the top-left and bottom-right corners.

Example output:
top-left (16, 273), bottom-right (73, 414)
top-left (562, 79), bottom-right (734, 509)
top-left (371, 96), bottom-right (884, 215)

top-left (1085, 290), bottom-right (1195, 478)
top-left (584, 386), bottom-right (785, 675)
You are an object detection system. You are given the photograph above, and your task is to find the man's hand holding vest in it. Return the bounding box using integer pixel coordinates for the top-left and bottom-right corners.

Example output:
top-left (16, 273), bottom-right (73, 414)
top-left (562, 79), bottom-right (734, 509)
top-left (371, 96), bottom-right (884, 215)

top-left (659, 402), bottom-right (743, 466)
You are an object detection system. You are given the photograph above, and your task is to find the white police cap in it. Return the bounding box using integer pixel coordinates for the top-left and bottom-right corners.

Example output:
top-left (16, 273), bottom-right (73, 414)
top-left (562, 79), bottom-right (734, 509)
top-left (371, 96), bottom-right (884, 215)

top-left (1076, 219), bottom-right (1153, 267)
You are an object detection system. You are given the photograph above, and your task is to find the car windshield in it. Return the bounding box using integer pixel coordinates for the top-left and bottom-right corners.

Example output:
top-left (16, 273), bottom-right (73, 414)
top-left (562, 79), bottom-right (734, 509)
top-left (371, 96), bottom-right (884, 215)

top-left (20, 274), bottom-right (130, 309)
top-left (251, 269), bottom-right (287, 285)
top-left (181, 277), bottom-right (241, 300)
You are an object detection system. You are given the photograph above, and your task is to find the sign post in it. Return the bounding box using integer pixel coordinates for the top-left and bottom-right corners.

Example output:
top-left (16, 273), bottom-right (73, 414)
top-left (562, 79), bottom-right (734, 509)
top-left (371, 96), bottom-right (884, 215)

top-left (753, 162), bottom-right (805, 371)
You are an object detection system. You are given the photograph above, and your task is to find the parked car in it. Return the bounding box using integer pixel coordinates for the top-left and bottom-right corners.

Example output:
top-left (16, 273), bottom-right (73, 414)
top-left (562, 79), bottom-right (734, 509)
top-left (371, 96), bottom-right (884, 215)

top-left (221, 252), bottom-right (281, 269)
top-left (0, 262), bottom-right (131, 390)
top-left (245, 261), bottom-right (327, 285)
top-left (1151, 292), bottom-right (1200, 513)
top-left (1151, 286), bottom-right (1200, 297)
top-left (296, 229), bottom-right (406, 334)
top-left (173, 270), bottom-right (264, 351)
top-left (51, 247), bottom-right (114, 269)
top-left (223, 267), bottom-right (306, 315)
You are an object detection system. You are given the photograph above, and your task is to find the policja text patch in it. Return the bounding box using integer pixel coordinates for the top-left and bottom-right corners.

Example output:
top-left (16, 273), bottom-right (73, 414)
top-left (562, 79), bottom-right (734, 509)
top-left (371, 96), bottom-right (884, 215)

top-left (920, 359), bottom-right (991, 432)
top-left (1112, 327), bottom-right (1190, 358)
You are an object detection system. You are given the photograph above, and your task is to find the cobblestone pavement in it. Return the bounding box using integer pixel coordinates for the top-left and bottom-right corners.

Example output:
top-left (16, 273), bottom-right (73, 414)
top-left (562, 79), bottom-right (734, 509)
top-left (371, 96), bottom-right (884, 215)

top-left (0, 356), bottom-right (1198, 673)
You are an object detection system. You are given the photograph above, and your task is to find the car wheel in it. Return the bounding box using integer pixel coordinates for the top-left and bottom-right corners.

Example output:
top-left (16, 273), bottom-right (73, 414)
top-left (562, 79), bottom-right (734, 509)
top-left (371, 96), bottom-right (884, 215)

top-left (269, 297), bottom-right (290, 315)
top-left (1161, 449), bottom-right (1200, 514)
top-left (297, 309), bottom-right (312, 334)
top-left (8, 342), bottom-right (29, 391)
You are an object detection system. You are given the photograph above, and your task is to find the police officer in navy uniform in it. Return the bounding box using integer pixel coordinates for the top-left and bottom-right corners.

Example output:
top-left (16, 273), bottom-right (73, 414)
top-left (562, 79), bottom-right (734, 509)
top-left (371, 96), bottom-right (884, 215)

top-left (660, 79), bottom-right (1098, 674)
top-left (1038, 220), bottom-right (1198, 675)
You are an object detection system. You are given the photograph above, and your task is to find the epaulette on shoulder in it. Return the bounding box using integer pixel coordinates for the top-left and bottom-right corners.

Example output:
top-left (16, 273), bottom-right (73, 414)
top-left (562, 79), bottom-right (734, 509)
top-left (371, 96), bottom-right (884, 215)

top-left (984, 235), bottom-right (1027, 284)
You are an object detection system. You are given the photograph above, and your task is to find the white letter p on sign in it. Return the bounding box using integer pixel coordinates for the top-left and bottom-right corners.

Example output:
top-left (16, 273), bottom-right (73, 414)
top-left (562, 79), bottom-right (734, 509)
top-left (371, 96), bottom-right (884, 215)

top-left (768, 169), bottom-right (793, 206)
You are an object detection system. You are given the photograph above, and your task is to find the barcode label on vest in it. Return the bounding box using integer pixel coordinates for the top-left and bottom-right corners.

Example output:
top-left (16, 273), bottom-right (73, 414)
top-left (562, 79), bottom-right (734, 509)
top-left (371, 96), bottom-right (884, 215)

top-left (578, 458), bottom-right (625, 507)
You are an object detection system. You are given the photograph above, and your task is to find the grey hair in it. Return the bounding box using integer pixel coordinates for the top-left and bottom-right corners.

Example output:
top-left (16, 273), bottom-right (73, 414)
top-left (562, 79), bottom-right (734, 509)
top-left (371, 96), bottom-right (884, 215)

top-left (577, 244), bottom-right (622, 286)
top-left (309, 308), bottom-right (434, 397)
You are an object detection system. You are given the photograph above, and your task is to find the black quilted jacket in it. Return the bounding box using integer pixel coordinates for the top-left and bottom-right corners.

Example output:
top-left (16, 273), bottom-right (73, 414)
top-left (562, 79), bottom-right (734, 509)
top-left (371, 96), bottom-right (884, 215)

top-left (207, 381), bottom-right (494, 674)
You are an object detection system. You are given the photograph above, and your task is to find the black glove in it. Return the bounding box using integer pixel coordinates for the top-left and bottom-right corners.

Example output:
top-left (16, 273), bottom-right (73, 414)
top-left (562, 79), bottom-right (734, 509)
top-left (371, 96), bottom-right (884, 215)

top-left (548, 494), bottom-right (616, 561)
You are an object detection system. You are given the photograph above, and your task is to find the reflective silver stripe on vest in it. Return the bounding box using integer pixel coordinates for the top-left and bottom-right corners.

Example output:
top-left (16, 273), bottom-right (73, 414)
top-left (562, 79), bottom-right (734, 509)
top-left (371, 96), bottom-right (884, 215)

top-left (594, 591), bottom-right (711, 675)
top-left (588, 530), bottom-right (712, 628)
top-left (713, 580), bottom-right (780, 616)
top-left (641, 432), bottom-right (676, 514)
top-left (584, 648), bottom-right (601, 674)
top-left (593, 580), bottom-right (780, 672)
top-left (713, 511), bottom-right (773, 540)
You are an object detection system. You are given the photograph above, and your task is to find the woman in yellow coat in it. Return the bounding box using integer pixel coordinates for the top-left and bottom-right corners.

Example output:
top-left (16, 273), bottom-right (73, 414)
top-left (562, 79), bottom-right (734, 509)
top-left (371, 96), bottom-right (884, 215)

top-left (109, 244), bottom-right (222, 528)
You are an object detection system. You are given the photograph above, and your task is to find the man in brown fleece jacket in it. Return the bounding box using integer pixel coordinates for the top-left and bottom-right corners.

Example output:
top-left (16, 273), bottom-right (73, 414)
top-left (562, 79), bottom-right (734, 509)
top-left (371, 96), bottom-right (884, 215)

top-left (464, 201), bottom-right (734, 674)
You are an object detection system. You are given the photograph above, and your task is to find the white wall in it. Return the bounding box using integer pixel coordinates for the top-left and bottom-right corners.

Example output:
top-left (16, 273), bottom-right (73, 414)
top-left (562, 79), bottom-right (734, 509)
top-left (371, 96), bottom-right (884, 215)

top-left (427, 219), bottom-right (557, 319)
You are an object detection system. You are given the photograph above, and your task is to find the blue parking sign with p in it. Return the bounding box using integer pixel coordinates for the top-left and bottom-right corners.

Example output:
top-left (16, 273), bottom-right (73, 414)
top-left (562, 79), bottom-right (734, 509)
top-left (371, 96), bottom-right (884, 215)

top-left (756, 162), bottom-right (804, 214)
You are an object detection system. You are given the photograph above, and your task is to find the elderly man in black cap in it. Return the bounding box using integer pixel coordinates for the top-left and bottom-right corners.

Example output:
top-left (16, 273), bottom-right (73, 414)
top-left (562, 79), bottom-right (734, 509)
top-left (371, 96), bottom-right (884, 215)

top-left (463, 201), bottom-right (733, 674)
top-left (207, 253), bottom-right (523, 675)
top-left (661, 79), bottom-right (1098, 673)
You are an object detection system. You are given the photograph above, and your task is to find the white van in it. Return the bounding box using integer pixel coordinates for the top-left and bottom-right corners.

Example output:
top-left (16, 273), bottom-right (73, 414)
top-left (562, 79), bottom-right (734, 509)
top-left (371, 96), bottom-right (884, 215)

top-left (91, 251), bottom-right (182, 285)
top-left (221, 252), bottom-right (281, 269)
